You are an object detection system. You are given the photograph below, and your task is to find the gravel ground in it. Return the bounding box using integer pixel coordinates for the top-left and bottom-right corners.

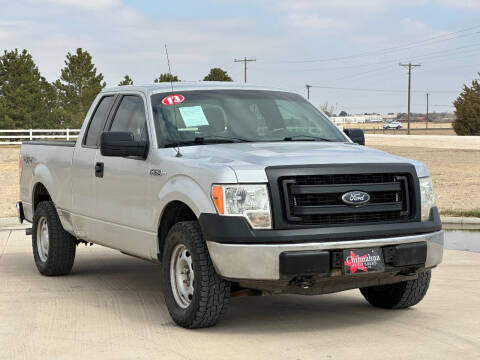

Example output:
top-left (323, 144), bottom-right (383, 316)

top-left (1, 229), bottom-right (479, 360)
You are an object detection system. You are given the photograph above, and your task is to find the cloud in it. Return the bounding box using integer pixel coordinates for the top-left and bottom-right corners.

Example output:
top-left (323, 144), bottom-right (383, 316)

top-left (45, 0), bottom-right (122, 10)
top-left (289, 0), bottom-right (388, 11)
top-left (288, 14), bottom-right (352, 31)
top-left (433, 0), bottom-right (480, 8)
top-left (0, 0), bottom-right (289, 85)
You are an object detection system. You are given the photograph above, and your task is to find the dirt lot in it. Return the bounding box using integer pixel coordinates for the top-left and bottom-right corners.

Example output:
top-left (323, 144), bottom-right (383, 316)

top-left (0, 136), bottom-right (479, 217)
top-left (366, 135), bottom-right (480, 212)
top-left (0, 146), bottom-right (19, 218)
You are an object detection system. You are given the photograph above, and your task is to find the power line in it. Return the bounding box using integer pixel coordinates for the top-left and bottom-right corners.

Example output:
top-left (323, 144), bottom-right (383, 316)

top-left (234, 57), bottom-right (256, 83)
top-left (309, 86), bottom-right (458, 93)
top-left (260, 24), bottom-right (480, 64)
top-left (399, 62), bottom-right (422, 135)
top-left (318, 45), bottom-right (480, 84)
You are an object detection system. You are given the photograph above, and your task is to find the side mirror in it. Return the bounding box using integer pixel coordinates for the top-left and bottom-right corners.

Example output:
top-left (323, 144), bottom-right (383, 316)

top-left (100, 131), bottom-right (148, 158)
top-left (343, 128), bottom-right (365, 145)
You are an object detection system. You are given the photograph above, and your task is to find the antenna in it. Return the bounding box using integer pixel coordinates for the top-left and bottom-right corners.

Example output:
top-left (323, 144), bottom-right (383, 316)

top-left (165, 44), bottom-right (182, 157)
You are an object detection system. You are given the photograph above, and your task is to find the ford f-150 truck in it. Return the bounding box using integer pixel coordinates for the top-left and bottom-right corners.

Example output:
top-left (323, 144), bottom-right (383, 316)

top-left (17, 82), bottom-right (443, 328)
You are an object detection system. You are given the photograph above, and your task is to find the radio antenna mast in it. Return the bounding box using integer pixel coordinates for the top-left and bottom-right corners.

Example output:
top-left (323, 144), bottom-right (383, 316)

top-left (165, 44), bottom-right (182, 157)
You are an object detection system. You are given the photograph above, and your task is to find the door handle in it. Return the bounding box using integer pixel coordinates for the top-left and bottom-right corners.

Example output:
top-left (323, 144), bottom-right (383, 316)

top-left (95, 162), bottom-right (104, 178)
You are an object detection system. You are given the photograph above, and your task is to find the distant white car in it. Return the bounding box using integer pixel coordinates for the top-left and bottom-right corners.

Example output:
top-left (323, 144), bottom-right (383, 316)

top-left (383, 121), bottom-right (402, 130)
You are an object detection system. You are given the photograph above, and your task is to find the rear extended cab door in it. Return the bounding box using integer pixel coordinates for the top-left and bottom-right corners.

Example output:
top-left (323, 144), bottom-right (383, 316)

top-left (70, 93), bottom-right (116, 241)
top-left (90, 90), bottom-right (157, 259)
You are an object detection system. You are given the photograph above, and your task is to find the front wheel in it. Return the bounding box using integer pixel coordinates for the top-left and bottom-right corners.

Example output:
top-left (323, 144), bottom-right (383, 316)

top-left (162, 221), bottom-right (231, 328)
top-left (360, 270), bottom-right (431, 309)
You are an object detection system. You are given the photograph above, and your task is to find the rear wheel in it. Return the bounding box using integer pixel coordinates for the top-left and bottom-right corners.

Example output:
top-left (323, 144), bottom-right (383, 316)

top-left (162, 221), bottom-right (231, 328)
top-left (360, 270), bottom-right (431, 309)
top-left (32, 201), bottom-right (76, 276)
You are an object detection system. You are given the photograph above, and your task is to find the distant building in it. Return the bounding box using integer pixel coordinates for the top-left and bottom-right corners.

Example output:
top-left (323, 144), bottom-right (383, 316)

top-left (331, 113), bottom-right (397, 125)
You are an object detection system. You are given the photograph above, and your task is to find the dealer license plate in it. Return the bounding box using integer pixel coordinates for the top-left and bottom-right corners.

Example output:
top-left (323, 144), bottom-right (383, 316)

top-left (343, 248), bottom-right (385, 275)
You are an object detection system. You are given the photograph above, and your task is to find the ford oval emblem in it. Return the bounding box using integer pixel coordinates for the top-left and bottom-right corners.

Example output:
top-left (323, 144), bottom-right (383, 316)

top-left (341, 191), bottom-right (370, 206)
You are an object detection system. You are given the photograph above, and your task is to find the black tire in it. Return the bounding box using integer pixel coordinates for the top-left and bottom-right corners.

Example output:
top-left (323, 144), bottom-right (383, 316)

top-left (360, 270), bottom-right (431, 309)
top-left (32, 201), bottom-right (76, 276)
top-left (162, 221), bottom-right (231, 328)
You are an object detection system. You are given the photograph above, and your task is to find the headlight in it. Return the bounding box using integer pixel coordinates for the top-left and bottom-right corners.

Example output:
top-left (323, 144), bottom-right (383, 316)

top-left (211, 184), bottom-right (272, 229)
top-left (419, 177), bottom-right (435, 221)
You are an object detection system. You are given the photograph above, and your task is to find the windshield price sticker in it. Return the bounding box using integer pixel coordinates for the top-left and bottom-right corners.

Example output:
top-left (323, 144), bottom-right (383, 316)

top-left (161, 94), bottom-right (185, 106)
top-left (179, 106), bottom-right (210, 127)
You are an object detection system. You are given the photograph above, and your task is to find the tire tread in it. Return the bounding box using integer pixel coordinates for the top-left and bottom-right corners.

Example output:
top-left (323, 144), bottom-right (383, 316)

top-left (32, 201), bottom-right (76, 276)
top-left (360, 270), bottom-right (431, 309)
top-left (162, 221), bottom-right (230, 328)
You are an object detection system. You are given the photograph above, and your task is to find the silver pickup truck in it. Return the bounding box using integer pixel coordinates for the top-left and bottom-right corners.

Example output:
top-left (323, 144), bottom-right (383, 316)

top-left (18, 82), bottom-right (443, 328)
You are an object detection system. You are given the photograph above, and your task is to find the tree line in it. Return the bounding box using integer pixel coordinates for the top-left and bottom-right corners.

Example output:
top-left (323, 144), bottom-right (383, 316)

top-left (0, 48), bottom-right (233, 129)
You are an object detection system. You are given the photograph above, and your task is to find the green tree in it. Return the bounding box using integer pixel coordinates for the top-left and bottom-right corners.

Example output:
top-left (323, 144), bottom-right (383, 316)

top-left (203, 68), bottom-right (233, 81)
top-left (453, 73), bottom-right (480, 135)
top-left (0, 49), bottom-right (56, 129)
top-left (338, 110), bottom-right (348, 116)
top-left (154, 73), bottom-right (179, 83)
top-left (118, 74), bottom-right (133, 86)
top-left (54, 48), bottom-right (106, 128)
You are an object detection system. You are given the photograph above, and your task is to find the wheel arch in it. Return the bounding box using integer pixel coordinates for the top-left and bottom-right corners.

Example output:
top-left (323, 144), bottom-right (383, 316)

top-left (32, 182), bottom-right (52, 212)
top-left (157, 200), bottom-right (197, 258)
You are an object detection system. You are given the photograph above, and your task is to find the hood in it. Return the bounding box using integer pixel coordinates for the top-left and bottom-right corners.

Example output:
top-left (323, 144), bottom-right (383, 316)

top-left (177, 142), bottom-right (429, 182)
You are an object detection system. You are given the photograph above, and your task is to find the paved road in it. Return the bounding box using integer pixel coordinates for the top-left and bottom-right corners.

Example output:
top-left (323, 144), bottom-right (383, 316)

top-left (1, 229), bottom-right (479, 360)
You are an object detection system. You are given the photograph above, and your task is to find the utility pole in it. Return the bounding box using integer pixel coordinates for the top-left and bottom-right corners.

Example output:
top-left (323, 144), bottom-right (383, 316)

top-left (234, 57), bottom-right (256, 83)
top-left (399, 62), bottom-right (421, 135)
top-left (426, 92), bottom-right (429, 129)
top-left (306, 84), bottom-right (312, 100)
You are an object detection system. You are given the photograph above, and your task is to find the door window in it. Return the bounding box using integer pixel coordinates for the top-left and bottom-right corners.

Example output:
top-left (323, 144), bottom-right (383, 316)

top-left (110, 96), bottom-right (148, 141)
top-left (84, 96), bottom-right (114, 147)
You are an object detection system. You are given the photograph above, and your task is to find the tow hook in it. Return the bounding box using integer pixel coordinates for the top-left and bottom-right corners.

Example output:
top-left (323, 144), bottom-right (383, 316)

top-left (290, 276), bottom-right (314, 289)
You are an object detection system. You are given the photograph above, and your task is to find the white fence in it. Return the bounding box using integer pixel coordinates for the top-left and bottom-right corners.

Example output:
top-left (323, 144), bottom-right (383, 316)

top-left (0, 129), bottom-right (81, 145)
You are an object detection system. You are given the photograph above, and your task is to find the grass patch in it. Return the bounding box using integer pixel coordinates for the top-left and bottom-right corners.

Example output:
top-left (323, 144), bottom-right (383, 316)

top-left (440, 209), bottom-right (480, 218)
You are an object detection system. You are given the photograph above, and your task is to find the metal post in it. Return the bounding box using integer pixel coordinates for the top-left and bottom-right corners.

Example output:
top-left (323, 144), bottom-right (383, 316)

top-left (306, 84), bottom-right (312, 100)
top-left (426, 93), bottom-right (429, 129)
top-left (29, 129), bottom-right (32, 141)
top-left (399, 62), bottom-right (421, 135)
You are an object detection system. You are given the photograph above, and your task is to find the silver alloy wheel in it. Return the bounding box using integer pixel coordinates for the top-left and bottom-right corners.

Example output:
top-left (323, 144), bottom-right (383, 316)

top-left (37, 217), bottom-right (49, 262)
top-left (170, 243), bottom-right (195, 309)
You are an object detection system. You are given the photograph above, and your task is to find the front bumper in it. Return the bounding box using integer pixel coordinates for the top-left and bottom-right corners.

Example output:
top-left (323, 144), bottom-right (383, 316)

top-left (206, 230), bottom-right (444, 280)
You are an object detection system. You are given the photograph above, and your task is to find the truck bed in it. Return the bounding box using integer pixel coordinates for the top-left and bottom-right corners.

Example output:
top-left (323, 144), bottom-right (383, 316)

top-left (20, 142), bottom-right (76, 222)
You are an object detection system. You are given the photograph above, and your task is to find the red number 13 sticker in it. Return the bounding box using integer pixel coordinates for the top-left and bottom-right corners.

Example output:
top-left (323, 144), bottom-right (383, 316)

top-left (161, 94), bottom-right (185, 106)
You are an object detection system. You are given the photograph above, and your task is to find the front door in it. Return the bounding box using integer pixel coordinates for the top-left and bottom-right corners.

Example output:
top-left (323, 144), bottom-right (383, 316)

top-left (91, 93), bottom-right (156, 258)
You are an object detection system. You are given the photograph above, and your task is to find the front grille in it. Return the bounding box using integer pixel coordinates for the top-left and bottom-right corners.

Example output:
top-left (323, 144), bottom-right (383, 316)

top-left (280, 173), bottom-right (412, 226)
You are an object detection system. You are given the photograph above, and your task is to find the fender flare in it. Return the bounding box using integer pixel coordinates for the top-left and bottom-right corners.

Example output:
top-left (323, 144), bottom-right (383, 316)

top-left (155, 175), bottom-right (216, 229)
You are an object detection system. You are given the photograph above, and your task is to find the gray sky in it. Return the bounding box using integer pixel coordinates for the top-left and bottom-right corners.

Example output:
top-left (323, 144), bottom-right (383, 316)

top-left (1, 0), bottom-right (479, 114)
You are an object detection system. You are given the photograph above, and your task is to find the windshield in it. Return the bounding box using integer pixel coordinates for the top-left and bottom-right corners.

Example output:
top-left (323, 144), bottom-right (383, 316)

top-left (151, 90), bottom-right (345, 146)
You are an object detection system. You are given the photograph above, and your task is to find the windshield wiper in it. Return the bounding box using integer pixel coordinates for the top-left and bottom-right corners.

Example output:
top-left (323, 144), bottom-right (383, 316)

top-left (282, 135), bottom-right (333, 142)
top-left (165, 136), bottom-right (251, 147)
top-left (199, 135), bottom-right (252, 143)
